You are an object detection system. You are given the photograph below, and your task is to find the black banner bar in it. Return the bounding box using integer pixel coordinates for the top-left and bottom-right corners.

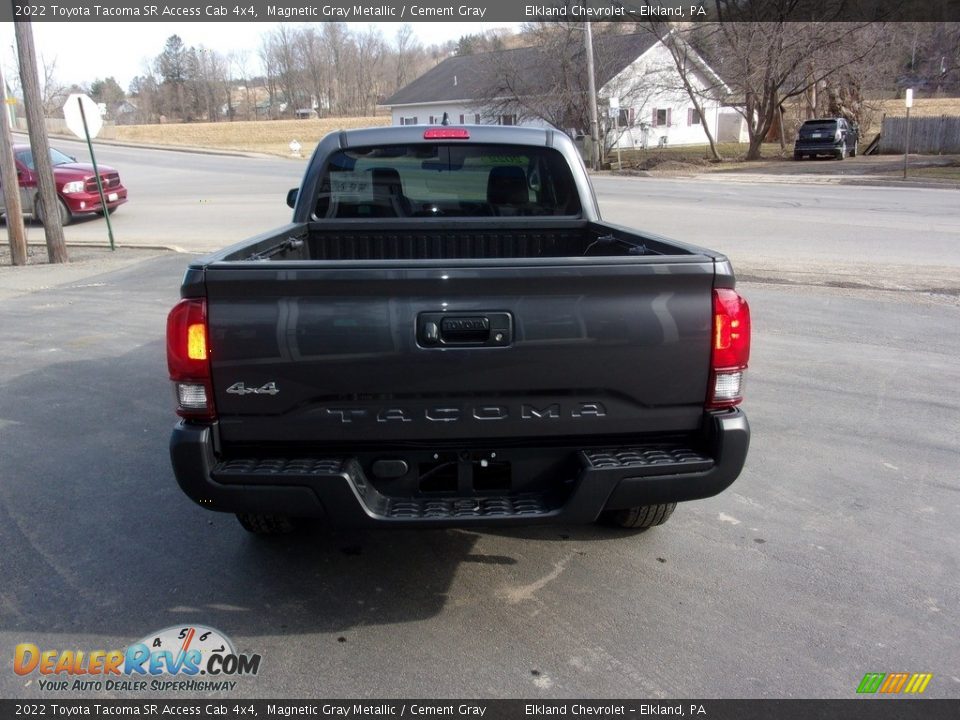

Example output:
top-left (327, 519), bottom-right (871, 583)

top-left (1, 700), bottom-right (958, 720)
top-left (5, 0), bottom-right (960, 23)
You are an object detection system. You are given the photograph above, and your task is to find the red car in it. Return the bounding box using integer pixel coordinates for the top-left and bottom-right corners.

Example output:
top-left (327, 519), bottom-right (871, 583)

top-left (1, 144), bottom-right (128, 225)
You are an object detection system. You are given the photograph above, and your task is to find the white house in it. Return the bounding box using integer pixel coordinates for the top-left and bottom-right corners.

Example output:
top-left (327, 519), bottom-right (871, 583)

top-left (384, 33), bottom-right (747, 149)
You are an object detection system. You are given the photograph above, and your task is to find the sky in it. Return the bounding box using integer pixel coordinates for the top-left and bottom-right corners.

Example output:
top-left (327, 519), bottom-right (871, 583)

top-left (0, 21), bottom-right (522, 91)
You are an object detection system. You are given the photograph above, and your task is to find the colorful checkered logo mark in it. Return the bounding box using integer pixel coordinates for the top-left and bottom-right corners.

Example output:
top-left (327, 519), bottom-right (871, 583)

top-left (857, 672), bottom-right (933, 694)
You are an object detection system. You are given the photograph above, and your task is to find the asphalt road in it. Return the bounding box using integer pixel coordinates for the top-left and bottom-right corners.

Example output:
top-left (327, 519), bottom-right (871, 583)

top-left (20, 136), bottom-right (303, 248)
top-left (1, 141), bottom-right (958, 699)
top-left (38, 135), bottom-right (960, 292)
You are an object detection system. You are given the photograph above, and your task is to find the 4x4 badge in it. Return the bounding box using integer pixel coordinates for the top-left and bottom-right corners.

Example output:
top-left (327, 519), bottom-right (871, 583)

top-left (226, 382), bottom-right (279, 396)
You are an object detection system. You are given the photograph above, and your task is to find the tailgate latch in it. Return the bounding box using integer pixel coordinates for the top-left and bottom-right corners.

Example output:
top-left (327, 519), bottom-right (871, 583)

top-left (418, 312), bottom-right (512, 347)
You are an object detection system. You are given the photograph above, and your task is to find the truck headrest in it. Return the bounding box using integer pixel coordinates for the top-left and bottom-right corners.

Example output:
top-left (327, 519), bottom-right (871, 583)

top-left (487, 166), bottom-right (529, 206)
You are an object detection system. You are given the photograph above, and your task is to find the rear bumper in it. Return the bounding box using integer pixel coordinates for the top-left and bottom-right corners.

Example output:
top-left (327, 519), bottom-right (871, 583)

top-left (170, 410), bottom-right (749, 527)
top-left (794, 141), bottom-right (843, 154)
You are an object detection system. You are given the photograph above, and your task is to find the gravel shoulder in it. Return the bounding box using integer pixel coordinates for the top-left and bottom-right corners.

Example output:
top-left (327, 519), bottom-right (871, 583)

top-left (735, 260), bottom-right (960, 306)
top-left (0, 245), bottom-right (174, 302)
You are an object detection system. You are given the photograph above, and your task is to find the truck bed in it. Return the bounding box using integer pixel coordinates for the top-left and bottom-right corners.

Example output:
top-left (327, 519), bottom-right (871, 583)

top-left (212, 219), bottom-right (709, 263)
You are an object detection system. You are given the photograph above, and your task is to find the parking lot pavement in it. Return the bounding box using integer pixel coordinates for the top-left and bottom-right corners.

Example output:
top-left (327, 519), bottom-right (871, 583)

top-left (0, 254), bottom-right (957, 698)
top-left (0, 246), bottom-right (169, 302)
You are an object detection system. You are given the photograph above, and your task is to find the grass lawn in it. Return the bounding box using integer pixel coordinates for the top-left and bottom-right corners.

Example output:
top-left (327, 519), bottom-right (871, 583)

top-left (607, 142), bottom-right (789, 170)
top-left (113, 116), bottom-right (390, 157)
top-left (896, 163), bottom-right (960, 182)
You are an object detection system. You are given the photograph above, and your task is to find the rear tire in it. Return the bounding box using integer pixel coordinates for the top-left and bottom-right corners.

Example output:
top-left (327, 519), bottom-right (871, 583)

top-left (236, 513), bottom-right (299, 536)
top-left (836, 145), bottom-right (847, 160)
top-left (851, 142), bottom-right (858, 158)
top-left (600, 503), bottom-right (676, 530)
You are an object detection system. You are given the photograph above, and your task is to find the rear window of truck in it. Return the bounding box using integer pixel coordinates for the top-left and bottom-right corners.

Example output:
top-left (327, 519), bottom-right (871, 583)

top-left (312, 144), bottom-right (583, 219)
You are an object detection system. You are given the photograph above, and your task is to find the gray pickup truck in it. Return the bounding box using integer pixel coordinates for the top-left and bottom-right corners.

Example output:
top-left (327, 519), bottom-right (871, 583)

top-left (166, 125), bottom-right (750, 535)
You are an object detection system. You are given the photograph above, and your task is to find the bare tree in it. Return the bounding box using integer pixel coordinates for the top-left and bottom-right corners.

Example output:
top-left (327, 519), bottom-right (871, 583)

top-left (322, 23), bottom-right (352, 114)
top-left (260, 25), bottom-right (303, 117)
top-left (228, 50), bottom-right (255, 120)
top-left (394, 24), bottom-right (419, 92)
top-left (352, 28), bottom-right (386, 115)
top-left (251, 23), bottom-right (437, 120)
top-left (479, 23), bottom-right (593, 133)
top-left (257, 37), bottom-right (278, 118)
top-left (129, 58), bottom-right (163, 123)
top-left (479, 25), bottom-right (657, 143)
top-left (697, 3), bottom-right (883, 159)
top-left (900, 23), bottom-right (960, 95)
top-left (39, 56), bottom-right (68, 117)
top-left (190, 47), bottom-right (230, 121)
top-left (637, 24), bottom-right (724, 161)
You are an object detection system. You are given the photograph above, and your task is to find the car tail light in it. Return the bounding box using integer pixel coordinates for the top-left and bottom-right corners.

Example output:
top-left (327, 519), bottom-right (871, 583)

top-left (707, 288), bottom-right (751, 409)
top-left (166, 298), bottom-right (216, 421)
top-left (423, 128), bottom-right (470, 139)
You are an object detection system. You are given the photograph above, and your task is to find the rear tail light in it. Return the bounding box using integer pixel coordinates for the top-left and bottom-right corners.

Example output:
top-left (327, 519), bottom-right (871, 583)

top-left (707, 288), bottom-right (751, 409)
top-left (166, 298), bottom-right (216, 421)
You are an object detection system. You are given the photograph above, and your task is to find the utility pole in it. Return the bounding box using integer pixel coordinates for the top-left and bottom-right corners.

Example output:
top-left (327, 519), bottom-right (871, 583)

top-left (0, 63), bottom-right (27, 265)
top-left (14, 20), bottom-right (67, 264)
top-left (584, 22), bottom-right (601, 171)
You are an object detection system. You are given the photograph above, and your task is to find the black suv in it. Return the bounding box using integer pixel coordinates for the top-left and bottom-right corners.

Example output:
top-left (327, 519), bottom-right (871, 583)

top-left (794, 118), bottom-right (859, 160)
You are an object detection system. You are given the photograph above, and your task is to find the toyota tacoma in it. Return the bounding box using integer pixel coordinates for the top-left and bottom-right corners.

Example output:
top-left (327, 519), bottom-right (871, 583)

top-left (166, 125), bottom-right (751, 535)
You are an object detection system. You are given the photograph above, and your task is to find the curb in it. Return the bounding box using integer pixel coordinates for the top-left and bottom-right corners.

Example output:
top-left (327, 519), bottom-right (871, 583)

top-left (26, 240), bottom-right (188, 253)
top-left (702, 173), bottom-right (960, 190)
top-left (839, 177), bottom-right (960, 190)
top-left (13, 130), bottom-right (275, 160)
top-left (603, 171), bottom-right (960, 190)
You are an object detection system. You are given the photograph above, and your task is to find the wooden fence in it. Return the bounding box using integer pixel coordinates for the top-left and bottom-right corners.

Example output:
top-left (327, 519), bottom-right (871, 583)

top-left (879, 115), bottom-right (960, 154)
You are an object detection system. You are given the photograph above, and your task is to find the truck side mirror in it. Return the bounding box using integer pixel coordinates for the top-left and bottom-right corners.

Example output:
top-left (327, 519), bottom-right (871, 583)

top-left (286, 188), bottom-right (298, 209)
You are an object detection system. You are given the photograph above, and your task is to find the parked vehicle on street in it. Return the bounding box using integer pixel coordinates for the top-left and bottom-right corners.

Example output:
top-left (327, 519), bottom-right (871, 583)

top-left (794, 118), bottom-right (859, 160)
top-left (166, 125), bottom-right (751, 535)
top-left (0, 144), bottom-right (128, 225)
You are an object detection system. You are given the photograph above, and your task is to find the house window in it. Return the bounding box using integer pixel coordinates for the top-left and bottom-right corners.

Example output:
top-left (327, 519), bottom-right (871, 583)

top-left (429, 115), bottom-right (435, 124)
top-left (498, 114), bottom-right (517, 126)
top-left (617, 108), bottom-right (635, 128)
top-left (400, 116), bottom-right (417, 126)
top-left (653, 108), bottom-right (670, 127)
top-left (459, 114), bottom-right (465, 124)
top-left (688, 108), bottom-right (701, 125)
top-left (475, 113), bottom-right (481, 124)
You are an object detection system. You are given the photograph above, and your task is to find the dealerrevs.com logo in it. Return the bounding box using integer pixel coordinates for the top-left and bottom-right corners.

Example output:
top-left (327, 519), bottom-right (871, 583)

top-left (14, 625), bottom-right (261, 693)
top-left (857, 672), bottom-right (933, 695)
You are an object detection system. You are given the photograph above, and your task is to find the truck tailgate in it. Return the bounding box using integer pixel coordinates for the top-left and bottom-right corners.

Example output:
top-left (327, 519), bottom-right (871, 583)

top-left (204, 259), bottom-right (714, 447)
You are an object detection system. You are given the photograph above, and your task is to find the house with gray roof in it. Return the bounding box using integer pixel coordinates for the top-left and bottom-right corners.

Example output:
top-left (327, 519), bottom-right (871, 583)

top-left (384, 33), bottom-right (746, 149)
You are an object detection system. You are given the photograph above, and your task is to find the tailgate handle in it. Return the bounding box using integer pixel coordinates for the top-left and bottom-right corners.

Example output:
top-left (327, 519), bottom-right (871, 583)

top-left (418, 312), bottom-right (512, 347)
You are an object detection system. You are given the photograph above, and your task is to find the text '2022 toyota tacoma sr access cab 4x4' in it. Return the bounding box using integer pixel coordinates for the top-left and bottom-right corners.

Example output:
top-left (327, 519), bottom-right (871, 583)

top-left (166, 125), bottom-right (751, 536)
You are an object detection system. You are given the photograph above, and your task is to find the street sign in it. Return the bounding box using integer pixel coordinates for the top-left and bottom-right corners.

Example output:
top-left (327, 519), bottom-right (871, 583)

top-left (905, 89), bottom-right (913, 108)
top-left (62, 92), bottom-right (114, 249)
top-left (63, 93), bottom-right (102, 139)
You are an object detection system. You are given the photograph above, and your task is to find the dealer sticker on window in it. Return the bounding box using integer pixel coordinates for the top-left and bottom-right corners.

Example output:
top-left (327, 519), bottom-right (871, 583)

top-left (329, 171), bottom-right (372, 202)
